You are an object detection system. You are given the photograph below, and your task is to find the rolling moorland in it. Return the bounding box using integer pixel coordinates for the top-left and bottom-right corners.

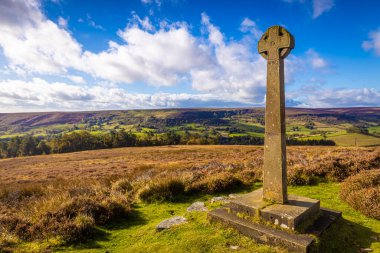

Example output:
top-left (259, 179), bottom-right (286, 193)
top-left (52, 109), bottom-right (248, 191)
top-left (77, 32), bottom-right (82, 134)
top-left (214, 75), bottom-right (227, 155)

top-left (0, 107), bottom-right (379, 149)
top-left (0, 108), bottom-right (379, 252)
top-left (0, 145), bottom-right (379, 252)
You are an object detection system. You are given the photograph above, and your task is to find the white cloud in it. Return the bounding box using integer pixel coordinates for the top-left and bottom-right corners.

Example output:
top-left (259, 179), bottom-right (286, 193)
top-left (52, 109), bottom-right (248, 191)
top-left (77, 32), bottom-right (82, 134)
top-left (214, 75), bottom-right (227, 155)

top-left (0, 0), bottom-right (83, 74)
top-left (201, 13), bottom-right (224, 46)
top-left (58, 16), bottom-right (68, 28)
top-left (85, 14), bottom-right (104, 30)
top-left (189, 13), bottom-right (269, 104)
top-left (130, 14), bottom-right (155, 31)
top-left (141, 0), bottom-right (162, 7)
top-left (0, 78), bottom-right (229, 112)
top-left (362, 28), bottom-right (380, 56)
top-left (312, 0), bottom-right (334, 19)
top-left (0, 1), bottom-right (266, 103)
top-left (282, 0), bottom-right (334, 19)
top-left (239, 18), bottom-right (262, 40)
top-left (0, 78), bottom-right (376, 112)
top-left (68, 75), bottom-right (86, 84)
top-left (306, 49), bottom-right (329, 70)
top-left (82, 23), bottom-right (211, 86)
top-left (0, 0), bottom-right (43, 29)
top-left (288, 87), bottom-right (380, 108)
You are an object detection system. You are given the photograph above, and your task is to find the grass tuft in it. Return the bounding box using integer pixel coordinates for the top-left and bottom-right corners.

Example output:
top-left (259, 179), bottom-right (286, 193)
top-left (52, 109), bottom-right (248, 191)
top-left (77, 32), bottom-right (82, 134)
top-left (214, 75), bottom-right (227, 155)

top-left (138, 176), bottom-right (185, 203)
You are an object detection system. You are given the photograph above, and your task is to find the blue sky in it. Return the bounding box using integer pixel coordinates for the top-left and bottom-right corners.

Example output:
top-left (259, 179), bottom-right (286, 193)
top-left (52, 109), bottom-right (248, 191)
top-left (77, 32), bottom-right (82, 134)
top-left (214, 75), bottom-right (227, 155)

top-left (0, 0), bottom-right (379, 112)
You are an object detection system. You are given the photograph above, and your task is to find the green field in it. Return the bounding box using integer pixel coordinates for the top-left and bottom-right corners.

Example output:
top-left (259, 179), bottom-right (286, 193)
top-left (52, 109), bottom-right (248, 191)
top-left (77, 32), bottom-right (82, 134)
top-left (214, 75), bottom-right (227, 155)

top-left (330, 133), bottom-right (380, 146)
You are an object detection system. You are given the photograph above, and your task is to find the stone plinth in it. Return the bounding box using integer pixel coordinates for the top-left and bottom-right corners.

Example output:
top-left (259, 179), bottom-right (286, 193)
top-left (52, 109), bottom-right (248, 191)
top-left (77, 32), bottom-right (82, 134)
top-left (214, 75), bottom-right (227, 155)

top-left (228, 188), bottom-right (320, 231)
top-left (208, 206), bottom-right (341, 253)
top-left (209, 208), bottom-right (314, 253)
top-left (228, 188), bottom-right (270, 217)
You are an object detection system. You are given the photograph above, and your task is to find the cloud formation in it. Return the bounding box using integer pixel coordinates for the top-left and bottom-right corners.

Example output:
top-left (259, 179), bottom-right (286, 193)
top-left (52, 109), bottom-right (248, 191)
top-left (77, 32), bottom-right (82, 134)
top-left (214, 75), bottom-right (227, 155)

top-left (362, 28), bottom-right (380, 56)
top-left (283, 0), bottom-right (334, 19)
top-left (312, 0), bottom-right (334, 19)
top-left (0, 78), bottom-right (227, 112)
top-left (0, 0), bottom-right (377, 112)
top-left (288, 87), bottom-right (380, 108)
top-left (0, 78), bottom-right (377, 113)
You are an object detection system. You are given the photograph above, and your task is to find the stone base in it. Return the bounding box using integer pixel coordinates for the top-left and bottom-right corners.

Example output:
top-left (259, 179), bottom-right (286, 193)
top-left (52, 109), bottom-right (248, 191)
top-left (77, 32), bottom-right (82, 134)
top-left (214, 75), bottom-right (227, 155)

top-left (229, 188), bottom-right (320, 231)
top-left (209, 208), bottom-right (314, 253)
top-left (208, 188), bottom-right (341, 252)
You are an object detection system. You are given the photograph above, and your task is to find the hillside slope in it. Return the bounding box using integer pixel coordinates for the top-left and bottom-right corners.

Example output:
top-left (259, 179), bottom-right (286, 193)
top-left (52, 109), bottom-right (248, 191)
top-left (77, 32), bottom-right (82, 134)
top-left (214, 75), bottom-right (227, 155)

top-left (0, 107), bottom-right (379, 146)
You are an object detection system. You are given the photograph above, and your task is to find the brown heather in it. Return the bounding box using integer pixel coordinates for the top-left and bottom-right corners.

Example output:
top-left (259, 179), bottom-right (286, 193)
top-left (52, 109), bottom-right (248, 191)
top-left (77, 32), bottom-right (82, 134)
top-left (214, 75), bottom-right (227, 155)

top-left (0, 179), bottom-right (133, 247)
top-left (340, 169), bottom-right (380, 220)
top-left (0, 145), bottom-right (379, 247)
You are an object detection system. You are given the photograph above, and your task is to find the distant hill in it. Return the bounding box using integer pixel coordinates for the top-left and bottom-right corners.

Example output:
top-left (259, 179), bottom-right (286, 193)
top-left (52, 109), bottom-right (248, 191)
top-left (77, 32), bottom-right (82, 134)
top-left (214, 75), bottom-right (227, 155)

top-left (0, 107), bottom-right (379, 147)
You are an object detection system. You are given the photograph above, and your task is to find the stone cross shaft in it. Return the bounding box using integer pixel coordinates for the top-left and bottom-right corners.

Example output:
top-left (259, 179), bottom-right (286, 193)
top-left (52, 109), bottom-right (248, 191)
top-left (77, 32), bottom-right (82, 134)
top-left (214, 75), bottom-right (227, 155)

top-left (258, 26), bottom-right (295, 204)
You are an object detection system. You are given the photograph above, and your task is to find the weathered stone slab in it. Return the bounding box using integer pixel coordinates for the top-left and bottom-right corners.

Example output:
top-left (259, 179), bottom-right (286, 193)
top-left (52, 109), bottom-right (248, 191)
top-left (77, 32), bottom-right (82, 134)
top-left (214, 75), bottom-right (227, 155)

top-left (156, 216), bottom-right (187, 231)
top-left (260, 195), bottom-right (320, 230)
top-left (229, 188), bottom-right (320, 230)
top-left (228, 188), bottom-right (270, 216)
top-left (208, 208), bottom-right (314, 253)
top-left (210, 196), bottom-right (229, 203)
top-left (187, 201), bottom-right (208, 212)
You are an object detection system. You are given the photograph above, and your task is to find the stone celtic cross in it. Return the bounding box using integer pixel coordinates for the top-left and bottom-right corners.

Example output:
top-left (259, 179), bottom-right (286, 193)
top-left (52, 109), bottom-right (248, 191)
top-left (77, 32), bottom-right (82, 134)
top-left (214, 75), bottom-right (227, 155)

top-left (258, 26), bottom-right (295, 204)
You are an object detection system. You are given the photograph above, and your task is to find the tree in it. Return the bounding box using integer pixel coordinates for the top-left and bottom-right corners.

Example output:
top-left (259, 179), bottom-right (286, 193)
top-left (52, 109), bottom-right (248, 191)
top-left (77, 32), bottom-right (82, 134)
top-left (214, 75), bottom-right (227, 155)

top-left (304, 120), bottom-right (315, 130)
top-left (18, 135), bottom-right (37, 156)
top-left (37, 141), bottom-right (51, 155)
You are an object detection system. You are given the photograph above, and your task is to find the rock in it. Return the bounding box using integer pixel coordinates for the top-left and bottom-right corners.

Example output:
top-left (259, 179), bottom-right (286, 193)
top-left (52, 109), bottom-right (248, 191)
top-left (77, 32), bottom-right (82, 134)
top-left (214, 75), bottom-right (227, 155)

top-left (228, 193), bottom-right (241, 199)
top-left (230, 245), bottom-right (239, 250)
top-left (211, 196), bottom-right (229, 203)
top-left (156, 216), bottom-right (187, 231)
top-left (370, 236), bottom-right (378, 241)
top-left (360, 248), bottom-right (373, 253)
top-left (187, 201), bottom-right (208, 212)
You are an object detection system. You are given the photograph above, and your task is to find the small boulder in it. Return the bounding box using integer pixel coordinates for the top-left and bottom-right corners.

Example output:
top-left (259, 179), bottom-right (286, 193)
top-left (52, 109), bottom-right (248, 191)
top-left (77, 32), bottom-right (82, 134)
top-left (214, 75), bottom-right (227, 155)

top-left (230, 245), bottom-right (239, 250)
top-left (156, 216), bottom-right (187, 231)
top-left (210, 196), bottom-right (229, 203)
top-left (187, 201), bottom-right (208, 212)
top-left (360, 248), bottom-right (373, 253)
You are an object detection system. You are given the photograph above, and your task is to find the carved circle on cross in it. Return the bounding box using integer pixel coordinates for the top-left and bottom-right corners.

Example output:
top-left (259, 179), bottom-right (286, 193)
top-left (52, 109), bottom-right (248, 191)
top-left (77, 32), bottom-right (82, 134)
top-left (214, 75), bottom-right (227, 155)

top-left (258, 26), bottom-right (295, 61)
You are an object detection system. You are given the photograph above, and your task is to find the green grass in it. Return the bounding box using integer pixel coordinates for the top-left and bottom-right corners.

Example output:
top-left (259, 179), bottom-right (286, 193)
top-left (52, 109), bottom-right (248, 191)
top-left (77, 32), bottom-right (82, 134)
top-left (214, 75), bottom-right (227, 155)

top-left (53, 195), bottom-right (280, 253)
top-left (330, 133), bottom-right (380, 147)
top-left (17, 183), bottom-right (376, 253)
top-left (289, 183), bottom-right (380, 252)
top-left (369, 126), bottom-right (380, 135)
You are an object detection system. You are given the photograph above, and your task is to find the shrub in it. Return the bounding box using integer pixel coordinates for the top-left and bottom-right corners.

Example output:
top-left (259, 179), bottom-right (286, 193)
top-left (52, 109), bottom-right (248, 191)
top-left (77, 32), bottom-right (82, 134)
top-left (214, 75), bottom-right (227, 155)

top-left (186, 172), bottom-right (243, 194)
top-left (138, 176), bottom-right (185, 203)
top-left (111, 178), bottom-right (133, 193)
top-left (287, 148), bottom-right (380, 183)
top-left (288, 167), bottom-right (319, 186)
top-left (340, 169), bottom-right (380, 220)
top-left (0, 181), bottom-right (133, 245)
top-left (0, 215), bottom-right (32, 241)
top-left (0, 184), bottom-right (44, 205)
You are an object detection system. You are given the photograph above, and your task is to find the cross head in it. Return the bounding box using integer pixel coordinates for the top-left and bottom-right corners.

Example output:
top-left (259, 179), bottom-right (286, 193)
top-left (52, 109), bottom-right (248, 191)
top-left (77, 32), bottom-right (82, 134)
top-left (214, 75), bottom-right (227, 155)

top-left (258, 26), bottom-right (295, 61)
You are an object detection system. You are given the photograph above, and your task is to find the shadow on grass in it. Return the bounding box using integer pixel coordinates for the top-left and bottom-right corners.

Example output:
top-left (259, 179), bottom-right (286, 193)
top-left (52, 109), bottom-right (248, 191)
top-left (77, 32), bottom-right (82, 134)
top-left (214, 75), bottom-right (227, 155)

top-left (103, 208), bottom-right (149, 230)
top-left (311, 217), bottom-right (379, 253)
top-left (167, 182), bottom-right (261, 204)
top-left (60, 209), bottom-right (148, 251)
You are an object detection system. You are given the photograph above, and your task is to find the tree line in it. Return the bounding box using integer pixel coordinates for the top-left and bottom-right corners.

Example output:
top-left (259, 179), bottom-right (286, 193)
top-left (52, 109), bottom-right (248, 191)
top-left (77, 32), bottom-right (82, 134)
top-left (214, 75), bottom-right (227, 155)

top-left (0, 130), bottom-right (335, 159)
